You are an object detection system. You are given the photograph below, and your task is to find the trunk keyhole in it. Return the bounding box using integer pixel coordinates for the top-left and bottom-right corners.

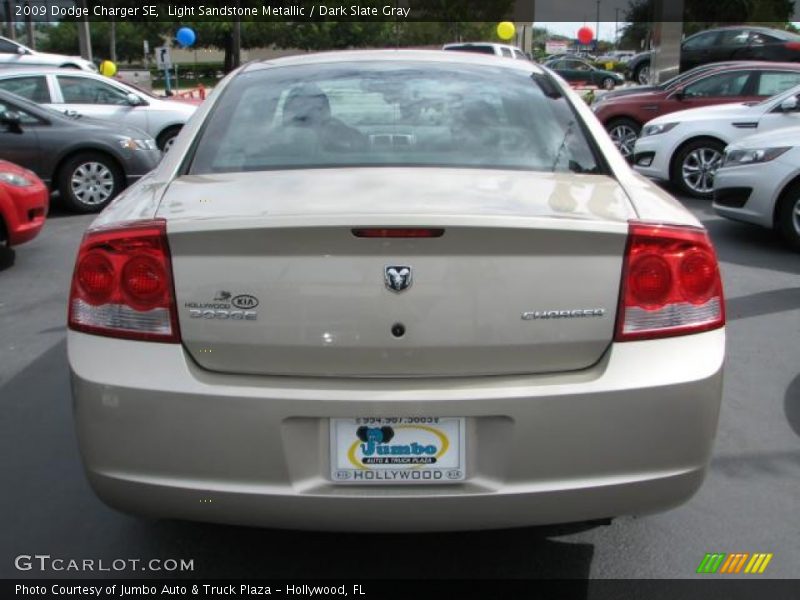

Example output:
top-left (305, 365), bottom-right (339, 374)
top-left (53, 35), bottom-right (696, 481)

top-left (391, 323), bottom-right (406, 338)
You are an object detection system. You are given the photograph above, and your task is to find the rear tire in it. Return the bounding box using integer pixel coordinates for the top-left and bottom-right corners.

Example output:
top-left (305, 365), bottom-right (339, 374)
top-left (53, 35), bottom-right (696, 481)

top-left (776, 183), bottom-right (800, 251)
top-left (57, 152), bottom-right (123, 213)
top-left (606, 118), bottom-right (641, 161)
top-left (634, 62), bottom-right (650, 85)
top-left (671, 138), bottom-right (725, 199)
top-left (601, 77), bottom-right (616, 90)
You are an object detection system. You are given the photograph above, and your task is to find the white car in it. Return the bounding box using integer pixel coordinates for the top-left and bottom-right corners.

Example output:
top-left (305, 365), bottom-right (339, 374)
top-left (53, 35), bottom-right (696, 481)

top-left (633, 83), bottom-right (800, 197)
top-left (713, 124), bottom-right (800, 250)
top-left (0, 69), bottom-right (197, 150)
top-left (442, 42), bottom-right (529, 60)
top-left (0, 36), bottom-right (96, 72)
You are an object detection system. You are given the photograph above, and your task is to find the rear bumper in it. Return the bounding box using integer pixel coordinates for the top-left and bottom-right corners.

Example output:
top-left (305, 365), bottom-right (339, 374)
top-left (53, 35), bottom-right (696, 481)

top-left (68, 328), bottom-right (725, 532)
top-left (0, 182), bottom-right (48, 247)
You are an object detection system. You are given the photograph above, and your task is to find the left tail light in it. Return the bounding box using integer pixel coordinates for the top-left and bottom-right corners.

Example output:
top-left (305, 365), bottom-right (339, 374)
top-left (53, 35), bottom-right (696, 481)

top-left (68, 219), bottom-right (180, 343)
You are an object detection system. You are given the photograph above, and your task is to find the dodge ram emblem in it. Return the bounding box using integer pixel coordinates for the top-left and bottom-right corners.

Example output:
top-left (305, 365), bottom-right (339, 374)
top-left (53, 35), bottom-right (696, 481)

top-left (385, 266), bottom-right (412, 293)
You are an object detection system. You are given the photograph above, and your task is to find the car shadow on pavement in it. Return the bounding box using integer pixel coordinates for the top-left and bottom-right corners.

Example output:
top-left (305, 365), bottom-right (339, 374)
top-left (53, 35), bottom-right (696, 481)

top-left (725, 287), bottom-right (800, 321)
top-left (0, 246), bottom-right (15, 271)
top-left (136, 519), bottom-right (597, 580)
top-left (0, 340), bottom-right (596, 584)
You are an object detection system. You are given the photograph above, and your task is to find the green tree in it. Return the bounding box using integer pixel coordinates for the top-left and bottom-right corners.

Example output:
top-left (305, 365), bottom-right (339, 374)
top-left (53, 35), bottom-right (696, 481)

top-left (40, 21), bottom-right (171, 63)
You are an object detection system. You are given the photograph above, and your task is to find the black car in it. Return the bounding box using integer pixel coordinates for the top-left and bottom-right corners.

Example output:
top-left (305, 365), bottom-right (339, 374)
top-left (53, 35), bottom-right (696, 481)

top-left (0, 88), bottom-right (161, 212)
top-left (544, 58), bottom-right (625, 89)
top-left (627, 26), bottom-right (800, 84)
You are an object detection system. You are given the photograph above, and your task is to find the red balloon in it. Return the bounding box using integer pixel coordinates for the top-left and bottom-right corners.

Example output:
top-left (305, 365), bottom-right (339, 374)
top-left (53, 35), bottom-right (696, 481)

top-left (577, 27), bottom-right (594, 45)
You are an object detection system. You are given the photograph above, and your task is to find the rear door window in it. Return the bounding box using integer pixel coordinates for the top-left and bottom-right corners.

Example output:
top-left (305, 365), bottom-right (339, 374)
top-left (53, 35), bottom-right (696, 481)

top-left (756, 71), bottom-right (800, 96)
top-left (0, 76), bottom-right (50, 102)
top-left (684, 71), bottom-right (752, 97)
top-left (57, 76), bottom-right (130, 105)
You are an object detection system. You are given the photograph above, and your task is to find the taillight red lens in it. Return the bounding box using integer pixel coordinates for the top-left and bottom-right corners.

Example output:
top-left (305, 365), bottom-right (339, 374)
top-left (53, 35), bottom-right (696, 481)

top-left (68, 219), bottom-right (180, 343)
top-left (76, 252), bottom-right (114, 304)
top-left (628, 255), bottom-right (672, 308)
top-left (785, 41), bottom-right (800, 51)
top-left (615, 222), bottom-right (725, 341)
top-left (121, 255), bottom-right (168, 309)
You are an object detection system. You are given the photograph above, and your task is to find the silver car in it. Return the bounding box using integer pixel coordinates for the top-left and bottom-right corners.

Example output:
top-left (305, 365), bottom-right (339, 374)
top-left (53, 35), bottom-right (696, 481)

top-left (67, 50), bottom-right (726, 531)
top-left (0, 36), bottom-right (96, 71)
top-left (0, 69), bottom-right (197, 150)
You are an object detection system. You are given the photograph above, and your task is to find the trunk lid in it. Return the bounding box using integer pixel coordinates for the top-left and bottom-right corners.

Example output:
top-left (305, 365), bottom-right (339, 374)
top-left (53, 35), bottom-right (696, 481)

top-left (160, 168), bottom-right (634, 377)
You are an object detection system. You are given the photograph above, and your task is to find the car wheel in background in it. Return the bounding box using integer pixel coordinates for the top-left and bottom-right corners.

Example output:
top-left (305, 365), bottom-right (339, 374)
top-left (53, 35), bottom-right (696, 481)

top-left (776, 182), bottom-right (800, 251)
top-left (58, 152), bottom-right (123, 213)
top-left (601, 77), bottom-right (616, 90)
top-left (634, 62), bottom-right (650, 85)
top-left (671, 138), bottom-right (725, 199)
top-left (606, 118), bottom-right (641, 160)
top-left (157, 126), bottom-right (181, 152)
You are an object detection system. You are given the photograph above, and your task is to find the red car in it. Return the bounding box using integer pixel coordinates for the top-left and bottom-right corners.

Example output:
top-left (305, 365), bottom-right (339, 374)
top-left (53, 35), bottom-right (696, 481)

top-left (592, 61), bottom-right (800, 158)
top-left (0, 160), bottom-right (48, 248)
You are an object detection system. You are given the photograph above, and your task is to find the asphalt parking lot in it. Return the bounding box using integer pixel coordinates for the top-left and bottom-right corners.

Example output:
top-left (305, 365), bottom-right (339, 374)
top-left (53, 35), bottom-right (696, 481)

top-left (0, 192), bottom-right (798, 580)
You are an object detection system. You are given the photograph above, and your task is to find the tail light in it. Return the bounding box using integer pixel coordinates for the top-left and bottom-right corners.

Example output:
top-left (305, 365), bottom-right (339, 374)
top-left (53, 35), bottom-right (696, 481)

top-left (352, 228), bottom-right (445, 238)
top-left (615, 222), bottom-right (724, 341)
top-left (785, 42), bottom-right (800, 51)
top-left (68, 219), bottom-right (180, 343)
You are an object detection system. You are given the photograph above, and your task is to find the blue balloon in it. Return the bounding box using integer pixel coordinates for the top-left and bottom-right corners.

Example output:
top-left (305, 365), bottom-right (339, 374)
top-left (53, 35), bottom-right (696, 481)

top-left (176, 27), bottom-right (196, 48)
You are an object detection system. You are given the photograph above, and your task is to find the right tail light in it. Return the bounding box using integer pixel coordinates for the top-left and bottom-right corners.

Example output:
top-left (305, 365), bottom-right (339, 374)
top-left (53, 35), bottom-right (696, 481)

top-left (615, 222), bottom-right (725, 341)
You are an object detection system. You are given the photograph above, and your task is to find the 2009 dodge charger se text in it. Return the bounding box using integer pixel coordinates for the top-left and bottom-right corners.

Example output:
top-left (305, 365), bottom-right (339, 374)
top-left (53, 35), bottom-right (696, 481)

top-left (67, 50), bottom-right (726, 532)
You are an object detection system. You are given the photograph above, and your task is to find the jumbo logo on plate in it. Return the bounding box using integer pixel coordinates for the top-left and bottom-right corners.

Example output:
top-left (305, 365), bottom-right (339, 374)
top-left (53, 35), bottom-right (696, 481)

top-left (350, 424), bottom-right (448, 467)
top-left (330, 417), bottom-right (465, 483)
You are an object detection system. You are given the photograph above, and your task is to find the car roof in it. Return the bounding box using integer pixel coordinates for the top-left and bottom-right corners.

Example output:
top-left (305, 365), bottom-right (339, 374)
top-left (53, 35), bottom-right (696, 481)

top-left (685, 25), bottom-right (800, 39)
top-left (243, 49), bottom-right (542, 74)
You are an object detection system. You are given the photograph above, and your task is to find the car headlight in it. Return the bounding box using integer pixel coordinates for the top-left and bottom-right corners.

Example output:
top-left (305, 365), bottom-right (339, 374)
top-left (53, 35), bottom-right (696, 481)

top-left (641, 122), bottom-right (678, 137)
top-left (119, 138), bottom-right (158, 151)
top-left (0, 171), bottom-right (34, 187)
top-left (722, 147), bottom-right (791, 167)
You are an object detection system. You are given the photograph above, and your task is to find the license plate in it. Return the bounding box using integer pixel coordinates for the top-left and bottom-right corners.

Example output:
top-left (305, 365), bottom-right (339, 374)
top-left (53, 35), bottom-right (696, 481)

top-left (330, 417), bottom-right (466, 484)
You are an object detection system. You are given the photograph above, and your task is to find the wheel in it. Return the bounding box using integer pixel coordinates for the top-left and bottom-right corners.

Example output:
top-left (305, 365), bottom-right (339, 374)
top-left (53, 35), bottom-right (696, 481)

top-left (601, 77), bottom-right (616, 90)
top-left (57, 152), bottom-right (123, 213)
top-left (606, 118), bottom-right (641, 160)
top-left (671, 138), bottom-right (725, 199)
top-left (776, 183), bottom-right (800, 251)
top-left (634, 62), bottom-right (650, 85)
top-left (157, 126), bottom-right (181, 152)
top-left (60, 63), bottom-right (82, 69)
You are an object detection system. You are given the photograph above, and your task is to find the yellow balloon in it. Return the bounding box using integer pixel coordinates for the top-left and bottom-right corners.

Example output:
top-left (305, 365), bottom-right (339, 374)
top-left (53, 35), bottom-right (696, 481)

top-left (99, 60), bottom-right (117, 77)
top-left (497, 21), bottom-right (516, 41)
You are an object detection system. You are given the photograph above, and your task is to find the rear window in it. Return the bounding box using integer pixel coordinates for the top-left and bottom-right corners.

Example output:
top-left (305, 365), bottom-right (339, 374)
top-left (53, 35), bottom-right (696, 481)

top-left (188, 61), bottom-right (601, 175)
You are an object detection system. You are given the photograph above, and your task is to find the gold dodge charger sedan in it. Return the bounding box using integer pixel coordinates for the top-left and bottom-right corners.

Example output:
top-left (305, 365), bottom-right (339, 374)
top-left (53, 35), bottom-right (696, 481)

top-left (67, 50), bottom-right (725, 531)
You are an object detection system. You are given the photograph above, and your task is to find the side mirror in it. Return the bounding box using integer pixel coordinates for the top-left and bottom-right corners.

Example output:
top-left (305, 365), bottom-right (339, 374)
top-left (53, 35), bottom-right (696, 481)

top-left (779, 96), bottom-right (798, 112)
top-left (673, 86), bottom-right (685, 100)
top-left (126, 93), bottom-right (143, 106)
top-left (16, 46), bottom-right (27, 56)
top-left (0, 110), bottom-right (22, 132)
